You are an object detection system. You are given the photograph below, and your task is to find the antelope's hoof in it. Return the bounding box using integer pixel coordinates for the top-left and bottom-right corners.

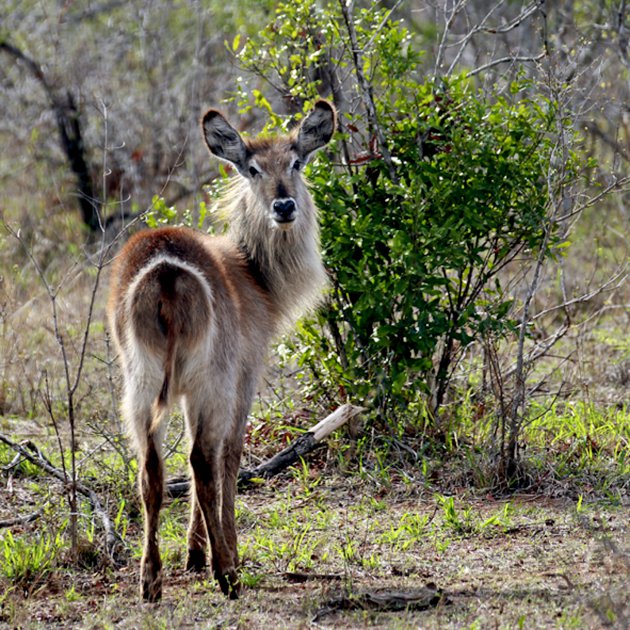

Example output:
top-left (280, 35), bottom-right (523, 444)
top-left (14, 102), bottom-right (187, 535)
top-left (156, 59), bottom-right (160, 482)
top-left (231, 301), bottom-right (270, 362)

top-left (141, 555), bottom-right (163, 602)
top-left (186, 548), bottom-right (207, 573)
top-left (141, 573), bottom-right (162, 603)
top-left (216, 567), bottom-right (240, 599)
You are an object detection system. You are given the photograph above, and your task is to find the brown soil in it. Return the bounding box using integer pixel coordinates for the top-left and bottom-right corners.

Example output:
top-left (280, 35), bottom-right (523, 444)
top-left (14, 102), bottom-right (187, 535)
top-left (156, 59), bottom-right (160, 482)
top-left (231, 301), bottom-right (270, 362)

top-left (1, 480), bottom-right (628, 629)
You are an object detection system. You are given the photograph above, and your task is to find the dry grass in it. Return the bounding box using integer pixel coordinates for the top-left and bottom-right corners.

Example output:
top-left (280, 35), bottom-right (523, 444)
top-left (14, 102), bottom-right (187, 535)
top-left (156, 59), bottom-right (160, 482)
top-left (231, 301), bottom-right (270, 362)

top-left (1, 477), bottom-right (628, 629)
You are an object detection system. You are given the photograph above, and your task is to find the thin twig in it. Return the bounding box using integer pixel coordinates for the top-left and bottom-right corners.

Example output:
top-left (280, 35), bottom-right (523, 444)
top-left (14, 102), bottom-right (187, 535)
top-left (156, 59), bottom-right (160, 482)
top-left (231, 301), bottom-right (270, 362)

top-left (447, 0), bottom-right (509, 75)
top-left (466, 52), bottom-right (546, 78)
top-left (434, 0), bottom-right (468, 74)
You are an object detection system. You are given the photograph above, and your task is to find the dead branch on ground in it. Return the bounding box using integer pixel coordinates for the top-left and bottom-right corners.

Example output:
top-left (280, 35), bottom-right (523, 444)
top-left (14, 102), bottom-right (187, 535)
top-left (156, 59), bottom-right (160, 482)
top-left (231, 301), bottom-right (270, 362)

top-left (168, 403), bottom-right (365, 497)
top-left (0, 434), bottom-right (124, 563)
top-left (0, 404), bottom-right (364, 549)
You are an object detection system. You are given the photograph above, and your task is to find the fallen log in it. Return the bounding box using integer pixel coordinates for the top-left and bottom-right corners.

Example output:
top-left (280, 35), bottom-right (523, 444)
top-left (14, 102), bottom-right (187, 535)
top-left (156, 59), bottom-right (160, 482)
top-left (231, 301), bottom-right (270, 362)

top-left (239, 403), bottom-right (364, 484)
top-left (167, 403), bottom-right (364, 497)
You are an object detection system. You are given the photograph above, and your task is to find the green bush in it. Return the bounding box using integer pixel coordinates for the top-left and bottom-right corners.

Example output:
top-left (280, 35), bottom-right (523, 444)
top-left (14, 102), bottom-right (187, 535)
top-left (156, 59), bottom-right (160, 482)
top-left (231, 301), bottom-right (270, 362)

top-left (235, 1), bottom-right (580, 429)
top-left (307, 78), bottom-right (565, 419)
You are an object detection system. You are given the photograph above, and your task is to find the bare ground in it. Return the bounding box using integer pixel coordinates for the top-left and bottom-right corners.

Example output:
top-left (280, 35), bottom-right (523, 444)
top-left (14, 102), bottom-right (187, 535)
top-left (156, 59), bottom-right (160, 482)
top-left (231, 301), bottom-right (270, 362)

top-left (1, 477), bottom-right (628, 630)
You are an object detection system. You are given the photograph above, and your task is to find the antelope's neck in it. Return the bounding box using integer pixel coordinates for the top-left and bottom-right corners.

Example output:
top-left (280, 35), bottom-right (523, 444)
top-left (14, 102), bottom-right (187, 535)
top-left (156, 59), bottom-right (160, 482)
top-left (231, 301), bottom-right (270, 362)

top-left (232, 224), bottom-right (327, 326)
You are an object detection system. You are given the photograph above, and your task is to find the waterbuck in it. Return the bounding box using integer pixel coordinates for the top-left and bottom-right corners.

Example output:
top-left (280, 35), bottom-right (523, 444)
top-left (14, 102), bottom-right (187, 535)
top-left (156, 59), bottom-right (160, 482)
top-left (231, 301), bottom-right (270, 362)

top-left (108, 100), bottom-right (336, 601)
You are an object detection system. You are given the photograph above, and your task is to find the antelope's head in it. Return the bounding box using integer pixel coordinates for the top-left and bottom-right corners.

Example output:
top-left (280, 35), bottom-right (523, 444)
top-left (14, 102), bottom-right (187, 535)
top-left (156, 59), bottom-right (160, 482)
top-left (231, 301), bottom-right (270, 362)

top-left (201, 100), bottom-right (336, 232)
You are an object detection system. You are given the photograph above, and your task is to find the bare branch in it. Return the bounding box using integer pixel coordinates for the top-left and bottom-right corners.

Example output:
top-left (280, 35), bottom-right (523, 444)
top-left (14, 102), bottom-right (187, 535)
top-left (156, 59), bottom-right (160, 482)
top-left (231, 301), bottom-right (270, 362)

top-left (0, 41), bottom-right (100, 231)
top-left (0, 434), bottom-right (125, 563)
top-left (338, 0), bottom-right (399, 184)
top-left (466, 52), bottom-right (546, 78)
top-left (447, 0), bottom-right (509, 75)
top-left (0, 510), bottom-right (43, 529)
top-left (531, 266), bottom-right (628, 322)
top-left (481, 0), bottom-right (544, 35)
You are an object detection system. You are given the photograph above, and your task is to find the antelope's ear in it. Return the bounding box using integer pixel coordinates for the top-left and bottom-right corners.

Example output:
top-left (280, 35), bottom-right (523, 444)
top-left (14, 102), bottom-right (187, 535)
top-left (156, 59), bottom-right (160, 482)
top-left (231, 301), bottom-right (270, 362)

top-left (201, 109), bottom-right (248, 172)
top-left (294, 100), bottom-right (337, 162)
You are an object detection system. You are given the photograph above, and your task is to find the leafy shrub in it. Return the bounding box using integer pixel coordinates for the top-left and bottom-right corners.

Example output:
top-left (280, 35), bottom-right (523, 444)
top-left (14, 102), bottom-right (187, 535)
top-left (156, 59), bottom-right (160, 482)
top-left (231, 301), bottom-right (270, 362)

top-left (306, 77), bottom-right (564, 421)
top-left (233, 0), bottom-right (575, 432)
top-left (235, 1), bottom-right (579, 429)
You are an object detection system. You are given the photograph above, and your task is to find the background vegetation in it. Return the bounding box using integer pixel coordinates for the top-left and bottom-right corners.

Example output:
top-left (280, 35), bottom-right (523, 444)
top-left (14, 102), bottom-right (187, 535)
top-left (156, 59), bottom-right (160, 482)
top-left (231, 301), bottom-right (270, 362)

top-left (0, 1), bottom-right (628, 627)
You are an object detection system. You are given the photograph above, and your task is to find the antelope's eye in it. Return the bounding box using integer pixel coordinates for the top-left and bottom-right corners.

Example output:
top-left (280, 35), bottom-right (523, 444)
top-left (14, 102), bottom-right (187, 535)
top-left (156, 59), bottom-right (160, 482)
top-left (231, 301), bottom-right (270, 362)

top-left (291, 159), bottom-right (302, 172)
top-left (248, 164), bottom-right (261, 178)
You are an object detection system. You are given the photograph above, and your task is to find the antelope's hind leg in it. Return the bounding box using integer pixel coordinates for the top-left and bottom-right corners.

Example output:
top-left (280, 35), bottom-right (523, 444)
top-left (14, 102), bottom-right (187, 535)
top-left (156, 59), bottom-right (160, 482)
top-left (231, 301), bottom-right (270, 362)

top-left (130, 406), bottom-right (166, 602)
top-left (139, 434), bottom-right (164, 602)
top-left (121, 364), bottom-right (167, 602)
top-left (184, 397), bottom-right (209, 573)
top-left (190, 440), bottom-right (239, 598)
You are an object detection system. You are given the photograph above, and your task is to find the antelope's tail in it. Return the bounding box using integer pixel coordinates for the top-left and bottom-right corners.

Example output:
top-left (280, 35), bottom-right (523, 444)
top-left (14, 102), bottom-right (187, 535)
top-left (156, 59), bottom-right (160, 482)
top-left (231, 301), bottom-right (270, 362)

top-left (128, 257), bottom-right (213, 432)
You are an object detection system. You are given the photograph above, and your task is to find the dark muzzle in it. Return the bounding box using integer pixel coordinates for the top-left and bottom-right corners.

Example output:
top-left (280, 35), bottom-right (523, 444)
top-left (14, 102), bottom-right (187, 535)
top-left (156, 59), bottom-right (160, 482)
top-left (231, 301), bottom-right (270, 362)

top-left (272, 198), bottom-right (296, 223)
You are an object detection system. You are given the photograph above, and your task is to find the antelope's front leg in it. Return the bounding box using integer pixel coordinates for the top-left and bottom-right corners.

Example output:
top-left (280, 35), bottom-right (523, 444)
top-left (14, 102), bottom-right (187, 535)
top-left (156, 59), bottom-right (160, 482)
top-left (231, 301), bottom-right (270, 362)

top-left (221, 421), bottom-right (246, 572)
top-left (190, 437), bottom-right (239, 599)
top-left (186, 494), bottom-right (208, 572)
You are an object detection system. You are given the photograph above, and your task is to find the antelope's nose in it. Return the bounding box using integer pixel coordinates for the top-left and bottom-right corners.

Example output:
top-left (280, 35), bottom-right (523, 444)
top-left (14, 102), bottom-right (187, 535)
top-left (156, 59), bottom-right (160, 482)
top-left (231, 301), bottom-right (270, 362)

top-left (273, 198), bottom-right (296, 222)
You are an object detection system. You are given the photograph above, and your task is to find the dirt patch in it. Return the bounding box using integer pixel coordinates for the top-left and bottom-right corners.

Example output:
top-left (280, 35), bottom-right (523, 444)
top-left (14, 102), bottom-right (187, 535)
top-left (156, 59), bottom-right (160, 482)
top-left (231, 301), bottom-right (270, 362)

top-left (1, 481), bottom-right (628, 629)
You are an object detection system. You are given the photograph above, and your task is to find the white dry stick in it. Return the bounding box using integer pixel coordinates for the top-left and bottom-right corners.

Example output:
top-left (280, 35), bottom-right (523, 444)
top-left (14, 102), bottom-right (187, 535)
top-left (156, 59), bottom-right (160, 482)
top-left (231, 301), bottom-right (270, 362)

top-left (166, 404), bottom-right (366, 497)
